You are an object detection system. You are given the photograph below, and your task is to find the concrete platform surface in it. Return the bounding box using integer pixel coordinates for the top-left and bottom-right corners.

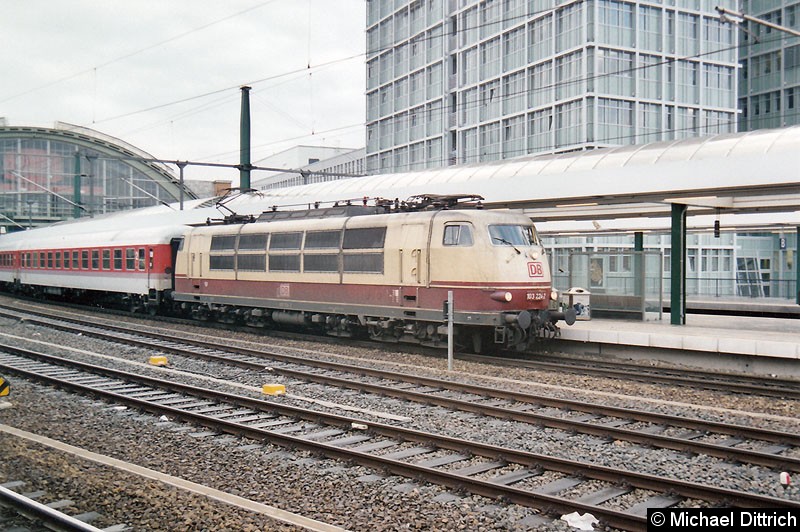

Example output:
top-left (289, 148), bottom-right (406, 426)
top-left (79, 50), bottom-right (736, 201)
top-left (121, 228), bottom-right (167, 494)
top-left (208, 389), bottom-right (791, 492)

top-left (559, 313), bottom-right (800, 361)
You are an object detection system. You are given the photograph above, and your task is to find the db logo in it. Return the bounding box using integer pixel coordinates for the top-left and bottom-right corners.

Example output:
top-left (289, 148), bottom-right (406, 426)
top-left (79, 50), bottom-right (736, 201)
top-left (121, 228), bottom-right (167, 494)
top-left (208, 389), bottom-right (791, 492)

top-left (527, 262), bottom-right (544, 277)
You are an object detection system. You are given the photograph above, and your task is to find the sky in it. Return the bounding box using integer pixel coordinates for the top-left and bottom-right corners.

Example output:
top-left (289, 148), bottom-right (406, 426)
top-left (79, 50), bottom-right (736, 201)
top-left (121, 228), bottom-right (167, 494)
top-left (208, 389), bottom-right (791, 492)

top-left (1, 0), bottom-right (367, 182)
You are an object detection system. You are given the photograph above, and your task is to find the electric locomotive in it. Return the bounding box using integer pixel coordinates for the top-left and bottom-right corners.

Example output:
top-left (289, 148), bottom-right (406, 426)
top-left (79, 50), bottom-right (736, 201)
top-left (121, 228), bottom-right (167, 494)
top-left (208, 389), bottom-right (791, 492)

top-left (172, 195), bottom-right (574, 352)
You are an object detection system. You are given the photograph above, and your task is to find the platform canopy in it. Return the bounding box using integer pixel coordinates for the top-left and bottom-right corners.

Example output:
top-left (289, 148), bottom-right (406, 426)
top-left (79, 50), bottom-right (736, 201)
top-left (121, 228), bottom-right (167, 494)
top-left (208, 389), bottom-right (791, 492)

top-left (254, 125), bottom-right (800, 227)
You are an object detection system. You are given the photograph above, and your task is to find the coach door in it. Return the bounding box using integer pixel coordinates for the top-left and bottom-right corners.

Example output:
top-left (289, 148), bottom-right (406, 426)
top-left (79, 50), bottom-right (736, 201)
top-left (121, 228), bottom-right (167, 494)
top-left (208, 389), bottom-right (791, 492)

top-left (399, 223), bottom-right (427, 288)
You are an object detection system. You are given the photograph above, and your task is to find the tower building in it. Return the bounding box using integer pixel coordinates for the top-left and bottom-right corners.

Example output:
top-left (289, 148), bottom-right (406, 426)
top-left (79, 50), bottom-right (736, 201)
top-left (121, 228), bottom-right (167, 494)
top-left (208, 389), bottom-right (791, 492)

top-left (366, 0), bottom-right (740, 174)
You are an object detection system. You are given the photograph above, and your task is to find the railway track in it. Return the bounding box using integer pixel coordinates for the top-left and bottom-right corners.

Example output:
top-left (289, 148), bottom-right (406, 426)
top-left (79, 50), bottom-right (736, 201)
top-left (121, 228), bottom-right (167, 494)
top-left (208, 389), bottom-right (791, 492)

top-left (1, 345), bottom-right (797, 532)
top-left (0, 479), bottom-right (127, 531)
top-left (465, 351), bottom-right (800, 400)
top-left (2, 305), bottom-right (799, 473)
top-left (3, 299), bottom-right (799, 400)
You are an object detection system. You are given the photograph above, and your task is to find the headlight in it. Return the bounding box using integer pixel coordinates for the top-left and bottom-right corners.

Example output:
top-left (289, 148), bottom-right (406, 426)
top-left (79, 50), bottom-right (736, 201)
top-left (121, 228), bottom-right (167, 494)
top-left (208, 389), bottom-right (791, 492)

top-left (550, 289), bottom-right (559, 301)
top-left (490, 291), bottom-right (513, 302)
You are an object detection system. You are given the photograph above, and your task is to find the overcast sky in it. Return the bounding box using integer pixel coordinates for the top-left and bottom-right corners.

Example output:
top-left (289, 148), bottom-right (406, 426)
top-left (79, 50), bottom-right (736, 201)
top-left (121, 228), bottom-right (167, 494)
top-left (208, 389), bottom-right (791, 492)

top-left (1, 0), bottom-right (367, 181)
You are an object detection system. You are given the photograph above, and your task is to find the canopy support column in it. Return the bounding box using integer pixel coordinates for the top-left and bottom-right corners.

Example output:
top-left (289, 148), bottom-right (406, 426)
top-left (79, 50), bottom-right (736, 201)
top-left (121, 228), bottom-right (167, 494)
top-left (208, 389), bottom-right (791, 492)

top-left (634, 231), bottom-right (644, 298)
top-left (73, 151), bottom-right (82, 219)
top-left (670, 204), bottom-right (687, 325)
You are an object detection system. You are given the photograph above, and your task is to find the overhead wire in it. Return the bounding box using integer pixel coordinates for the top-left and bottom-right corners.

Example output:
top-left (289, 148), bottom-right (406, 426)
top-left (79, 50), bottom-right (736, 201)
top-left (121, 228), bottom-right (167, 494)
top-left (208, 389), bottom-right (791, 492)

top-left (0, 0), bottom-right (278, 106)
top-left (16, 2), bottom-right (792, 176)
top-left (208, 7), bottom-right (754, 164)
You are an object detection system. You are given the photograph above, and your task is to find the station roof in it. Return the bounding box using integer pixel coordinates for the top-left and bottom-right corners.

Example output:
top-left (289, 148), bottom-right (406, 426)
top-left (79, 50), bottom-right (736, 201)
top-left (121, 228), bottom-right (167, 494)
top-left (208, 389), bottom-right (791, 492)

top-left (0, 122), bottom-right (195, 202)
top-left (255, 126), bottom-right (800, 230)
top-left (3, 126), bottom-right (797, 241)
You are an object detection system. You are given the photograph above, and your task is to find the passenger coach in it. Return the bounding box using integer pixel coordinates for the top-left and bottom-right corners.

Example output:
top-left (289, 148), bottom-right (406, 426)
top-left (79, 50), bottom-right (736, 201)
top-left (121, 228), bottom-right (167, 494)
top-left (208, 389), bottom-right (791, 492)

top-left (0, 223), bottom-right (179, 313)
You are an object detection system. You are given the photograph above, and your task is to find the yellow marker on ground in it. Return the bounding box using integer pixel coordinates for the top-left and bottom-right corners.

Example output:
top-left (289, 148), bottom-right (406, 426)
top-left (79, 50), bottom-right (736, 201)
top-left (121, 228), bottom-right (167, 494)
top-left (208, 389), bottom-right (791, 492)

top-left (148, 355), bottom-right (168, 366)
top-left (262, 384), bottom-right (286, 395)
top-left (0, 376), bottom-right (8, 397)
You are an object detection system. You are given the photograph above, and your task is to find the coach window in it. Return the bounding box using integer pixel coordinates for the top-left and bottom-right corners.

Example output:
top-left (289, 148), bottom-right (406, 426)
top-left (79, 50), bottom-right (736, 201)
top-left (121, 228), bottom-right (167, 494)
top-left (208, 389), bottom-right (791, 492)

top-left (126, 249), bottom-right (136, 270)
top-left (209, 254), bottom-right (236, 270)
top-left (101, 250), bottom-right (110, 269)
top-left (72, 251), bottom-right (79, 269)
top-left (137, 248), bottom-right (145, 270)
top-left (47, 252), bottom-right (53, 268)
top-left (55, 251), bottom-right (62, 269)
top-left (81, 251), bottom-right (89, 269)
top-left (210, 234), bottom-right (237, 271)
top-left (237, 233), bottom-right (267, 272)
top-left (92, 250), bottom-right (100, 270)
top-left (210, 235), bottom-right (237, 251)
top-left (443, 224), bottom-right (474, 246)
top-left (342, 227), bottom-right (386, 273)
top-left (238, 233), bottom-right (268, 250)
top-left (114, 249), bottom-right (123, 270)
top-left (305, 230), bottom-right (341, 249)
top-left (303, 230), bottom-right (341, 273)
top-left (269, 232), bottom-right (302, 250)
top-left (268, 232), bottom-right (302, 272)
top-left (343, 227), bottom-right (386, 249)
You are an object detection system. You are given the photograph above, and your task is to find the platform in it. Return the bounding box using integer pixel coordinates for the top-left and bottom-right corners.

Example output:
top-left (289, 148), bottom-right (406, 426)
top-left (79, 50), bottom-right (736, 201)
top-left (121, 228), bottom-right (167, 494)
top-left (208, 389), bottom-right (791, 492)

top-left (557, 313), bottom-right (800, 377)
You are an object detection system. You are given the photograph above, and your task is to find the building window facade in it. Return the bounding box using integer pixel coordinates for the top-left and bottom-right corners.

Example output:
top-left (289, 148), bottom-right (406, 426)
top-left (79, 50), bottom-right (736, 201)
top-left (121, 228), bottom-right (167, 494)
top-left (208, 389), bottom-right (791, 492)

top-left (365, 0), bottom-right (739, 173)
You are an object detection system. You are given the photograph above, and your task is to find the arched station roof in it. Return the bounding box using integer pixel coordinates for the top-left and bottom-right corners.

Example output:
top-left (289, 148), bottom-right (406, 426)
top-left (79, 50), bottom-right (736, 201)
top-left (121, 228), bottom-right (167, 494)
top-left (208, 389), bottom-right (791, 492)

top-left (0, 122), bottom-right (196, 230)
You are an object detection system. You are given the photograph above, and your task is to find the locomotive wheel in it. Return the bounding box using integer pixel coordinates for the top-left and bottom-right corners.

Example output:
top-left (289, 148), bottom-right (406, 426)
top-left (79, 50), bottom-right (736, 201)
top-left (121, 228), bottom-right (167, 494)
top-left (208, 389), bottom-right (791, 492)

top-left (368, 324), bottom-right (384, 340)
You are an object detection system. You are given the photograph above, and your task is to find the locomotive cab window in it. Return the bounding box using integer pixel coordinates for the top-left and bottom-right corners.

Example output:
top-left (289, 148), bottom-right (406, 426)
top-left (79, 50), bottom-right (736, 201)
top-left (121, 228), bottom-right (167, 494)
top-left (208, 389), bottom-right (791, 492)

top-left (488, 224), bottom-right (539, 247)
top-left (443, 224), bottom-right (474, 246)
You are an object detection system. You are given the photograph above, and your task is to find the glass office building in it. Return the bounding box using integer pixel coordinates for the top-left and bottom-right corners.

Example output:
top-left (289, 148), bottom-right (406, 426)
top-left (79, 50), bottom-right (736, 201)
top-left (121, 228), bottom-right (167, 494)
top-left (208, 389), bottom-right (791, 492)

top-left (738, 0), bottom-right (800, 130)
top-left (366, 0), bottom-right (740, 174)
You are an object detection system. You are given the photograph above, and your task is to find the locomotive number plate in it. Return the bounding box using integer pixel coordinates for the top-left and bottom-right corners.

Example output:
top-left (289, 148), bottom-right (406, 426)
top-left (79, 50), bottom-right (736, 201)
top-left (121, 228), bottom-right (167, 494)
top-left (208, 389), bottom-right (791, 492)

top-left (526, 291), bottom-right (546, 301)
top-left (527, 262), bottom-right (544, 277)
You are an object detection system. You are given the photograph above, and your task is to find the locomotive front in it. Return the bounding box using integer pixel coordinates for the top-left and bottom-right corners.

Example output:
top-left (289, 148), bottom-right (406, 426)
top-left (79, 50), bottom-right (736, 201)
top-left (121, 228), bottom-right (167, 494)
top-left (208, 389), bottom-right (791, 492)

top-left (429, 209), bottom-right (575, 351)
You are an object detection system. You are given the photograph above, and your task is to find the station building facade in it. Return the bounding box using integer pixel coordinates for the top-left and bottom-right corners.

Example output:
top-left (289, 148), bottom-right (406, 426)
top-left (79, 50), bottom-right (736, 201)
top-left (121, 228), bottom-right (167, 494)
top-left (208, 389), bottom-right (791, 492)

top-left (546, 231), bottom-right (797, 304)
top-left (738, 0), bottom-right (800, 131)
top-left (365, 0), bottom-right (740, 174)
top-left (363, 0), bottom-right (796, 304)
top-left (0, 122), bottom-right (195, 232)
